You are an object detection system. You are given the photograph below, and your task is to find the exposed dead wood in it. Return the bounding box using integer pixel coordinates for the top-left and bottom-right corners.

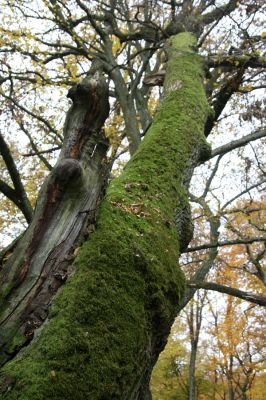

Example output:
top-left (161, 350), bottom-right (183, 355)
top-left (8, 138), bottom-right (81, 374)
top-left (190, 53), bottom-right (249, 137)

top-left (0, 67), bottom-right (110, 366)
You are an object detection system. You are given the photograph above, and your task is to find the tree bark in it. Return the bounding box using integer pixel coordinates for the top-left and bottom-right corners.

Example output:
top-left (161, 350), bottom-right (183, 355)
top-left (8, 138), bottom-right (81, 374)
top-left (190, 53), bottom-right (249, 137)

top-left (0, 33), bottom-right (211, 399)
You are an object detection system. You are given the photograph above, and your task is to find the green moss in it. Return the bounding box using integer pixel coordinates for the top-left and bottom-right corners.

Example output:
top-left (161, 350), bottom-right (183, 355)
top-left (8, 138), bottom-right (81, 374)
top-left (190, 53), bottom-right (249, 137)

top-left (0, 32), bottom-right (211, 399)
top-left (5, 330), bottom-right (26, 354)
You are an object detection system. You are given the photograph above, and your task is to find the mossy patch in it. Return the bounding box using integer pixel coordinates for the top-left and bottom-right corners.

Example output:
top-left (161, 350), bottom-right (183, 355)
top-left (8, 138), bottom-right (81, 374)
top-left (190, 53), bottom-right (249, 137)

top-left (0, 32), bottom-right (211, 399)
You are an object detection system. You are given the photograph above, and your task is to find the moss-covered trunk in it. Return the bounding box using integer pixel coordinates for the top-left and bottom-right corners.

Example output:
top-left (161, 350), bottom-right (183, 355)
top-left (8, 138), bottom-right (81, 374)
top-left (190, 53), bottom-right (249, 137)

top-left (0, 32), bottom-right (210, 399)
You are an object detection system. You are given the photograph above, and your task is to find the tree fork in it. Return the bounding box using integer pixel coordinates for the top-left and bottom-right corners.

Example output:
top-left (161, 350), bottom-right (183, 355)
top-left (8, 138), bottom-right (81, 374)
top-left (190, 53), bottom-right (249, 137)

top-left (0, 33), bottom-right (211, 399)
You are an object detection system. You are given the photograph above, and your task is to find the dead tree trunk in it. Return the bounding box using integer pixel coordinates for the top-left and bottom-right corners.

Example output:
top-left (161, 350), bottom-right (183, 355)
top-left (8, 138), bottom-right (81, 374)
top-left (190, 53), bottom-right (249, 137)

top-left (0, 63), bottom-right (110, 365)
top-left (0, 33), bottom-right (211, 399)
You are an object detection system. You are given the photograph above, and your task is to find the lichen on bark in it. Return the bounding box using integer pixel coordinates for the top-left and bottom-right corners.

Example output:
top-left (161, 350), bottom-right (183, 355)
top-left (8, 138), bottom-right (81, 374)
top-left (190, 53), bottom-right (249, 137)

top-left (0, 32), bottom-right (211, 399)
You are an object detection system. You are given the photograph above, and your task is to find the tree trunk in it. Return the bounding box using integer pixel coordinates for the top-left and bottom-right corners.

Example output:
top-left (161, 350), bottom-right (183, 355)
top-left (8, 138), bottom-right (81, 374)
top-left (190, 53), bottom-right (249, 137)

top-left (228, 381), bottom-right (235, 400)
top-left (188, 341), bottom-right (198, 400)
top-left (228, 355), bottom-right (235, 400)
top-left (0, 32), bottom-right (211, 399)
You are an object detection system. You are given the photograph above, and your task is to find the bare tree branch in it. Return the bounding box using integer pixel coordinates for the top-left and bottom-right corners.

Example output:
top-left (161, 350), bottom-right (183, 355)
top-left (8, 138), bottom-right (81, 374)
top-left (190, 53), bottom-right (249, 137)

top-left (222, 179), bottom-right (266, 210)
top-left (187, 281), bottom-right (266, 307)
top-left (184, 237), bottom-right (266, 253)
top-left (207, 54), bottom-right (266, 70)
top-left (209, 128), bottom-right (266, 160)
top-left (0, 133), bottom-right (33, 223)
top-left (201, 0), bottom-right (239, 26)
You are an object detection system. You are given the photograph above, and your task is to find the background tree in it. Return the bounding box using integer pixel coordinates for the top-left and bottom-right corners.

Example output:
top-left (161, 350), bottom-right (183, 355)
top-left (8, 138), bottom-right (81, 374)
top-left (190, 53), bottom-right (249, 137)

top-left (151, 294), bottom-right (212, 400)
top-left (151, 198), bottom-right (266, 400)
top-left (0, 0), bottom-right (265, 398)
top-left (151, 319), bottom-right (190, 400)
top-left (207, 294), bottom-right (265, 400)
top-left (152, 291), bottom-right (265, 400)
